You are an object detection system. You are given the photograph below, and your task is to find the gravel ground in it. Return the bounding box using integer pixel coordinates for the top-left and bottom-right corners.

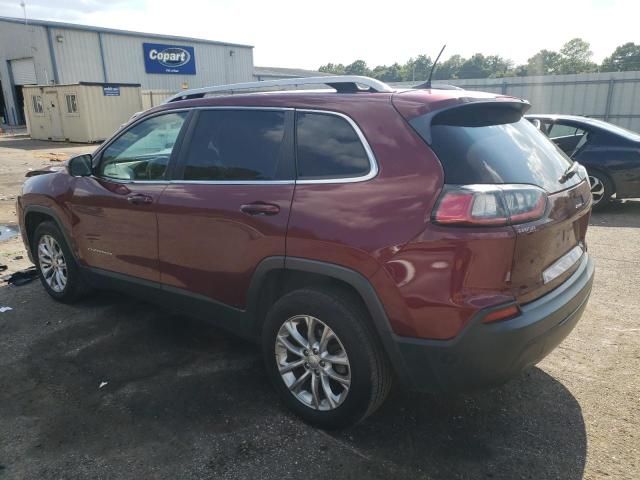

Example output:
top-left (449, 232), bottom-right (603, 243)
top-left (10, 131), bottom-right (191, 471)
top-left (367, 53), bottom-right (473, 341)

top-left (0, 137), bottom-right (639, 479)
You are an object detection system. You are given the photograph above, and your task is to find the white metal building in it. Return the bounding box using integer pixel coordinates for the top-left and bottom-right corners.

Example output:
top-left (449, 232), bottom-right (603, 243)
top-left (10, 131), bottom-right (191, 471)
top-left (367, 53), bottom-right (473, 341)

top-left (0, 16), bottom-right (253, 126)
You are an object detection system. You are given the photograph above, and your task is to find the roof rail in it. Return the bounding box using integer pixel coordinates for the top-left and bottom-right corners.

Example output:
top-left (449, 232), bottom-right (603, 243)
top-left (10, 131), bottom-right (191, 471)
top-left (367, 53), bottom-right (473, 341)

top-left (165, 76), bottom-right (393, 103)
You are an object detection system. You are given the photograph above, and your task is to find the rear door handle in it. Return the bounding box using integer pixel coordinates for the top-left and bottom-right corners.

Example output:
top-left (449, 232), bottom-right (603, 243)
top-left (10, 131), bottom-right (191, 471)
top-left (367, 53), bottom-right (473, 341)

top-left (127, 194), bottom-right (153, 205)
top-left (240, 202), bottom-right (280, 216)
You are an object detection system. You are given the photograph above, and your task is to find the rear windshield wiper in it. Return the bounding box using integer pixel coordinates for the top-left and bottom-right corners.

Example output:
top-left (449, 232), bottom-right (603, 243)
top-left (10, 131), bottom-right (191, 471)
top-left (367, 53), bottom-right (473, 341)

top-left (559, 161), bottom-right (579, 184)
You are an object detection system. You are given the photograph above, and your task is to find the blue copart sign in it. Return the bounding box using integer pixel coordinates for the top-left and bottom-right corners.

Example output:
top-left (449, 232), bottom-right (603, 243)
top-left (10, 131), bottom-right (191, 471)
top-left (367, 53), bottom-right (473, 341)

top-left (143, 43), bottom-right (196, 75)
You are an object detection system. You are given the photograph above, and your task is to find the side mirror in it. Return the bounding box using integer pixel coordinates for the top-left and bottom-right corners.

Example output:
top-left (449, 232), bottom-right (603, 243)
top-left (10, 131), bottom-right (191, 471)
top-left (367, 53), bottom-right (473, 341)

top-left (67, 154), bottom-right (93, 177)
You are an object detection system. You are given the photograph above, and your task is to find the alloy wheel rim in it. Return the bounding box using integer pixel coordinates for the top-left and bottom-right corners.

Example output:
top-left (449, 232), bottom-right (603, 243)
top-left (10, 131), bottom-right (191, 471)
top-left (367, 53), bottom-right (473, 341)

top-left (589, 175), bottom-right (605, 205)
top-left (275, 315), bottom-right (351, 411)
top-left (37, 235), bottom-right (67, 293)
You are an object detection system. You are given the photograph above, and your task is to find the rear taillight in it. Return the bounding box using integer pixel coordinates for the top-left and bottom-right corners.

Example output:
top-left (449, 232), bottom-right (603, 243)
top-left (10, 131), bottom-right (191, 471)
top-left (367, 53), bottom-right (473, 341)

top-left (433, 184), bottom-right (547, 226)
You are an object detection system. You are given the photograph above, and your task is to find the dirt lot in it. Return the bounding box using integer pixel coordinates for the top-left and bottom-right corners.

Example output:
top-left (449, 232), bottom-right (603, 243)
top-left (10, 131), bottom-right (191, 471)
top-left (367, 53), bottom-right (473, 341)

top-left (0, 136), bottom-right (639, 479)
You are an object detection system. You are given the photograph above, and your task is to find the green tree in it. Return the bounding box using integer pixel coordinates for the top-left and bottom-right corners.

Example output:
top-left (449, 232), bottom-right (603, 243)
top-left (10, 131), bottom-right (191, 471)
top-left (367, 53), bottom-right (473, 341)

top-left (525, 49), bottom-right (562, 75)
top-left (458, 54), bottom-right (492, 79)
top-left (344, 60), bottom-right (370, 76)
top-left (380, 63), bottom-right (404, 82)
top-left (485, 55), bottom-right (513, 78)
top-left (559, 38), bottom-right (596, 74)
top-left (370, 65), bottom-right (388, 80)
top-left (402, 54), bottom-right (433, 81)
top-left (318, 63), bottom-right (345, 74)
top-left (513, 64), bottom-right (529, 77)
top-left (433, 54), bottom-right (464, 80)
top-left (601, 42), bottom-right (640, 71)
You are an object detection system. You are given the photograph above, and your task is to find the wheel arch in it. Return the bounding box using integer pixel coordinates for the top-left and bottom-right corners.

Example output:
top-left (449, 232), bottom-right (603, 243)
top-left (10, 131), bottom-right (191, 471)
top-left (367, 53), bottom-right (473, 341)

top-left (23, 206), bottom-right (76, 259)
top-left (246, 256), bottom-right (410, 385)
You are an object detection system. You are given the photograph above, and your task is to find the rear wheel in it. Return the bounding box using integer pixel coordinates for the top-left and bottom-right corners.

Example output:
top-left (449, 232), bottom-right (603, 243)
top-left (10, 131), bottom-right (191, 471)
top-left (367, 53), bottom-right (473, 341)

top-left (32, 221), bottom-right (88, 302)
top-left (262, 288), bottom-right (392, 429)
top-left (588, 171), bottom-right (613, 209)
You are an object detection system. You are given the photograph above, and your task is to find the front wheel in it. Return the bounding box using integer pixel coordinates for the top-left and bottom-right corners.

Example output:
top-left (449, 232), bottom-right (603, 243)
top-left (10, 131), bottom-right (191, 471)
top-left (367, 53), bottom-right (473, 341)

top-left (262, 288), bottom-right (392, 429)
top-left (32, 221), bottom-right (88, 302)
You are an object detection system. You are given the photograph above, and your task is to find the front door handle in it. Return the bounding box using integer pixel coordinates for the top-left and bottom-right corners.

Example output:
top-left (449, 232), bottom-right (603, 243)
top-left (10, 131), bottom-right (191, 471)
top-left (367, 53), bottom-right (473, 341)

top-left (240, 202), bottom-right (280, 216)
top-left (127, 194), bottom-right (153, 205)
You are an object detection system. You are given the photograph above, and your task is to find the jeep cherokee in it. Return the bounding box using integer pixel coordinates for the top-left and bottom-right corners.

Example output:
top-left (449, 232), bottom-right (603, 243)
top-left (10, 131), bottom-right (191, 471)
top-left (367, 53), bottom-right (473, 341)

top-left (17, 76), bottom-right (595, 429)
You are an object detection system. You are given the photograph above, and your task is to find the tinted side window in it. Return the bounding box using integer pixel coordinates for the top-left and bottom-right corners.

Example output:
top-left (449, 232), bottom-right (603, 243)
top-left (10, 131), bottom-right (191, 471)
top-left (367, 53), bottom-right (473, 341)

top-left (296, 112), bottom-right (371, 180)
top-left (99, 112), bottom-right (187, 181)
top-left (181, 110), bottom-right (288, 181)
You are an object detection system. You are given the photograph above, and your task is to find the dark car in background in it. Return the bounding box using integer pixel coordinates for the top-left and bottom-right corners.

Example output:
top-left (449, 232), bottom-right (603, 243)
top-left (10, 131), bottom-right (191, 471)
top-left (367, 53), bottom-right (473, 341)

top-left (527, 114), bottom-right (640, 208)
top-left (17, 77), bottom-right (595, 428)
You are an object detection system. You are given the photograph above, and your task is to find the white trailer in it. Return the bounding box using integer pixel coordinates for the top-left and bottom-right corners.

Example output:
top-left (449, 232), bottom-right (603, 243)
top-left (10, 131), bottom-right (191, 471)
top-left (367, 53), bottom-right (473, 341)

top-left (22, 82), bottom-right (142, 143)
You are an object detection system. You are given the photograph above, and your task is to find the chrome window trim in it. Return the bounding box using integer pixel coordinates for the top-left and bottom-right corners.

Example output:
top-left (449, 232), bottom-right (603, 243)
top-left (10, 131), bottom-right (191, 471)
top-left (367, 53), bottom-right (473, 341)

top-left (91, 177), bottom-right (170, 185)
top-left (193, 106), bottom-right (295, 112)
top-left (170, 180), bottom-right (295, 185)
top-left (96, 178), bottom-right (295, 186)
top-left (294, 109), bottom-right (379, 185)
top-left (94, 106), bottom-right (378, 186)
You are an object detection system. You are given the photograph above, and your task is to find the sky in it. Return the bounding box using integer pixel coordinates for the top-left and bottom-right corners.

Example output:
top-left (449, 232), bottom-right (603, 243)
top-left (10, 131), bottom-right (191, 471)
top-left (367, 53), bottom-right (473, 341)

top-left (0, 0), bottom-right (638, 70)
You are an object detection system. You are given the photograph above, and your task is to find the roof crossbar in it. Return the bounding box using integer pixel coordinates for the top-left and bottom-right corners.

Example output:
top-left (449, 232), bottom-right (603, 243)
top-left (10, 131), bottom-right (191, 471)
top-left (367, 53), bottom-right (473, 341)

top-left (165, 76), bottom-right (393, 102)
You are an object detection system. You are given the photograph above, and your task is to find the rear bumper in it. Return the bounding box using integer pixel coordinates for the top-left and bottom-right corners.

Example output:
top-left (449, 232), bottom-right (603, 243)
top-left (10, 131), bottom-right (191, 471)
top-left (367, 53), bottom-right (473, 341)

top-left (394, 253), bottom-right (594, 392)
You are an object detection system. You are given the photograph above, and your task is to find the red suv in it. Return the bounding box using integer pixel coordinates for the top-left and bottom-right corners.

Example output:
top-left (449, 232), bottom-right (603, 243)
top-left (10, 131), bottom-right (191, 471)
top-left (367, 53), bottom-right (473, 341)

top-left (17, 76), bottom-right (594, 428)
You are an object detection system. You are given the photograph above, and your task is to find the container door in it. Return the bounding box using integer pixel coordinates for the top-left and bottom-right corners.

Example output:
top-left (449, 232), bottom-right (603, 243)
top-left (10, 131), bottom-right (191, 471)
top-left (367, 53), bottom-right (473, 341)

top-left (44, 91), bottom-right (64, 140)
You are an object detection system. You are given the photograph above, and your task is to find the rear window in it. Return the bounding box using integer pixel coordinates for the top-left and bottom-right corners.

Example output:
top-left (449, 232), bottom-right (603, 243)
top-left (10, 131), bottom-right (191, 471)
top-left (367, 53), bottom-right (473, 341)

top-left (419, 114), bottom-right (582, 192)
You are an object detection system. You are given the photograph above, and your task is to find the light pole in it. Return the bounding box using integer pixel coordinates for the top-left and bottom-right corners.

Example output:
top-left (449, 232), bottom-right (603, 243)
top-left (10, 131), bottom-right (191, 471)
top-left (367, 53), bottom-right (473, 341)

top-left (20, 1), bottom-right (28, 25)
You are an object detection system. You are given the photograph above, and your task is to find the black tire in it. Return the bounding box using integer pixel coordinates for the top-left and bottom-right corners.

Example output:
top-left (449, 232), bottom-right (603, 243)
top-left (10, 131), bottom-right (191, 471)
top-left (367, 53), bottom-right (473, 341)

top-left (32, 221), bottom-right (89, 303)
top-left (588, 170), bottom-right (613, 210)
top-left (262, 287), bottom-right (392, 429)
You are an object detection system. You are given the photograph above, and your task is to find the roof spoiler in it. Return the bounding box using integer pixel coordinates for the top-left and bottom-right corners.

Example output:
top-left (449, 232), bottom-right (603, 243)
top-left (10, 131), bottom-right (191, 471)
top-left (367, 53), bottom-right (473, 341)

top-left (409, 98), bottom-right (531, 144)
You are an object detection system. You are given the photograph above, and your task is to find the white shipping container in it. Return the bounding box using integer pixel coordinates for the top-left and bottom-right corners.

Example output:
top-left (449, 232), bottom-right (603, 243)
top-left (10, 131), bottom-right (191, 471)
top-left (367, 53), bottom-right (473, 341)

top-left (22, 83), bottom-right (142, 143)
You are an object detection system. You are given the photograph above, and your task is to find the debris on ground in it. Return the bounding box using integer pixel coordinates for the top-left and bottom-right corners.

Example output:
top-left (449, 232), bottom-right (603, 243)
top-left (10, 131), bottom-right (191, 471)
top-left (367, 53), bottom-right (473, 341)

top-left (2, 266), bottom-right (38, 286)
top-left (99, 381), bottom-right (108, 389)
top-left (35, 152), bottom-right (69, 162)
top-left (0, 306), bottom-right (12, 313)
top-left (0, 265), bottom-right (6, 272)
top-left (13, 255), bottom-right (23, 260)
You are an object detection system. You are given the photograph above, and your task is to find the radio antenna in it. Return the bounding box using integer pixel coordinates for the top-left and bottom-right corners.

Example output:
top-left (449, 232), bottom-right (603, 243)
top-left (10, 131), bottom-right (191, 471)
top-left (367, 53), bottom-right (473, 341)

top-left (417, 44), bottom-right (446, 89)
